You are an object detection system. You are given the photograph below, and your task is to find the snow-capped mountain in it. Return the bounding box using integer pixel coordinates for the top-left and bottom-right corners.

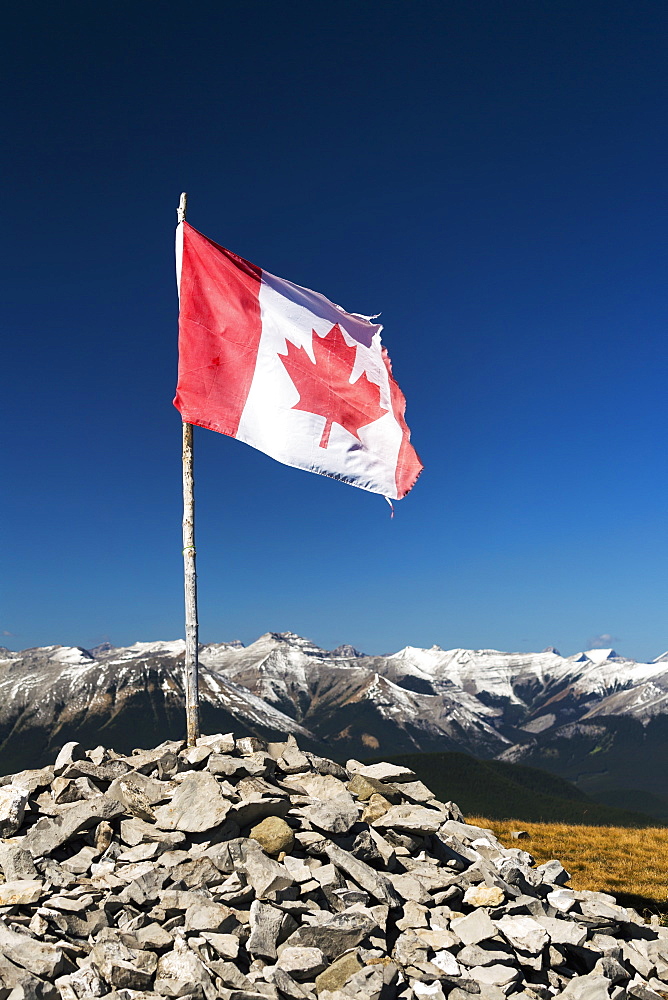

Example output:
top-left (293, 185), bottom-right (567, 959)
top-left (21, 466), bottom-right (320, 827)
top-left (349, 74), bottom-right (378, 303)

top-left (0, 638), bottom-right (314, 776)
top-left (1, 633), bottom-right (667, 817)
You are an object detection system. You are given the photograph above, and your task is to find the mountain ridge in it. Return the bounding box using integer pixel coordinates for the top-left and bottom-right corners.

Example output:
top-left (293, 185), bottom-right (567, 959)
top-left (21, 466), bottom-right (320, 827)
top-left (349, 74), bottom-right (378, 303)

top-left (2, 631), bottom-right (667, 817)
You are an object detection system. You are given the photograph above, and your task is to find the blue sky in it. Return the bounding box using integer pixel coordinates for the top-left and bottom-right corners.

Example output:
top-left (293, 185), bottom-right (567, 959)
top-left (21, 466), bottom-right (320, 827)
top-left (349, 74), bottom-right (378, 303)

top-left (3, 1), bottom-right (667, 661)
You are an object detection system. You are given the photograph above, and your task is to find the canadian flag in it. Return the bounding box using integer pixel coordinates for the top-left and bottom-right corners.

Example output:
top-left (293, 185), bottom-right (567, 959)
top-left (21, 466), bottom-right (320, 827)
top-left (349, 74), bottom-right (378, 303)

top-left (174, 222), bottom-right (422, 500)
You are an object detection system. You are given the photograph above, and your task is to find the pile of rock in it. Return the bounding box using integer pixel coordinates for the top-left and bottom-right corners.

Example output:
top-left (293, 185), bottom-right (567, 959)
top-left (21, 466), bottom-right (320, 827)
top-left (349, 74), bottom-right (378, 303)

top-left (0, 734), bottom-right (665, 1000)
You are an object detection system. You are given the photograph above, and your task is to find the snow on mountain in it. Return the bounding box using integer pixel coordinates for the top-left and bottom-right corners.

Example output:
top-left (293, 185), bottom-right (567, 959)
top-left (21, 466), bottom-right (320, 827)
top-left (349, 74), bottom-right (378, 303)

top-left (1, 631), bottom-right (667, 776)
top-left (194, 632), bottom-right (668, 760)
top-left (48, 646), bottom-right (95, 665)
top-left (0, 639), bottom-right (314, 772)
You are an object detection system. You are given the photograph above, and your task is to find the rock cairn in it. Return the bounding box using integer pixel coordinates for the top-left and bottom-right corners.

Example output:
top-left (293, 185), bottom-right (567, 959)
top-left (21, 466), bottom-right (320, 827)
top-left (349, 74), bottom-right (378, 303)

top-left (0, 734), bottom-right (665, 1000)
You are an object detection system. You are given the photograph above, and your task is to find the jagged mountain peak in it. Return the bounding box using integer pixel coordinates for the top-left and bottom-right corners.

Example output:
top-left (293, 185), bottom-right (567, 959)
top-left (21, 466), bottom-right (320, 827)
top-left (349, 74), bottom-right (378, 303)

top-left (89, 641), bottom-right (115, 656)
top-left (582, 647), bottom-right (618, 662)
top-left (330, 643), bottom-right (365, 658)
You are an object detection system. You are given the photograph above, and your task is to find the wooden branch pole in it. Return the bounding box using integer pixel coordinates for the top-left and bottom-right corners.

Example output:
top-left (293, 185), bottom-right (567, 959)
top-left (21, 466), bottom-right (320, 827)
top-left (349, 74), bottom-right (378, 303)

top-left (178, 192), bottom-right (200, 745)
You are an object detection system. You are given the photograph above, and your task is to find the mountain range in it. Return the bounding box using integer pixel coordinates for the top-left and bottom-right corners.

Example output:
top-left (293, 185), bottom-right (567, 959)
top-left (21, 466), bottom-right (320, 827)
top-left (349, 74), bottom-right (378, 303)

top-left (1, 632), bottom-right (667, 819)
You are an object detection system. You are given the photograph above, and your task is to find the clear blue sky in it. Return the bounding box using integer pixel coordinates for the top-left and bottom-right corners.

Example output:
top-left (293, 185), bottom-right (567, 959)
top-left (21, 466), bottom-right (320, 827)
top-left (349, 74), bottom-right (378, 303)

top-left (3, 1), bottom-right (667, 661)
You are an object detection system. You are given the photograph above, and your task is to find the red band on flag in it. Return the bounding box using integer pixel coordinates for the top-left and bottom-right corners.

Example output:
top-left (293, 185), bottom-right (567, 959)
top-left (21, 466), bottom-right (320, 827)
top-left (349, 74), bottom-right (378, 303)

top-left (382, 347), bottom-right (423, 499)
top-left (174, 222), bottom-right (262, 438)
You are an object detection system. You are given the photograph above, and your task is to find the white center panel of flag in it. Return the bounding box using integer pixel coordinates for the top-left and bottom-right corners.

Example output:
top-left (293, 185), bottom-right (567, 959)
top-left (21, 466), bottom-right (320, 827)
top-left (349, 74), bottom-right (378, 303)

top-left (235, 270), bottom-right (403, 495)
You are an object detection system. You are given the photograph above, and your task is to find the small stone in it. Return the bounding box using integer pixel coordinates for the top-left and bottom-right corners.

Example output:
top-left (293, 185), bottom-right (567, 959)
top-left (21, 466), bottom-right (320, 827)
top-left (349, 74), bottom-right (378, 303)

top-left (282, 855), bottom-right (313, 882)
top-left (413, 984), bottom-right (446, 1000)
top-left (593, 956), bottom-right (629, 983)
top-left (117, 841), bottom-right (162, 863)
top-left (510, 830), bottom-right (530, 840)
top-left (277, 946), bottom-right (327, 979)
top-left (463, 885), bottom-right (505, 907)
top-left (347, 773), bottom-right (400, 803)
top-left (61, 844), bottom-right (98, 873)
top-left (244, 848), bottom-right (295, 898)
top-left (361, 793), bottom-right (393, 824)
top-left (208, 753), bottom-right (251, 779)
top-left (288, 910), bottom-right (377, 960)
top-left (315, 949), bottom-right (363, 993)
top-left (197, 731), bottom-right (235, 753)
top-left (431, 949), bottom-right (462, 976)
top-left (248, 899), bottom-right (284, 959)
top-left (396, 779), bottom-right (435, 803)
top-left (250, 815), bottom-right (295, 856)
top-left (283, 771), bottom-right (349, 802)
top-left (558, 973), bottom-right (612, 1000)
top-left (468, 963), bottom-right (521, 987)
top-left (54, 741), bottom-right (85, 775)
top-left (319, 839), bottom-right (402, 906)
top-left (387, 872), bottom-right (431, 903)
top-left (112, 778), bottom-right (157, 821)
top-left (155, 936), bottom-right (213, 996)
top-left (124, 922), bottom-right (173, 950)
top-left (496, 915), bottom-right (549, 954)
top-left (535, 915), bottom-right (587, 947)
top-left (312, 862), bottom-right (343, 888)
top-left (440, 818), bottom-right (503, 846)
top-left (393, 928), bottom-right (429, 968)
top-left (396, 900), bottom-right (429, 931)
top-left (0, 878), bottom-right (43, 905)
top-left (86, 744), bottom-right (108, 765)
top-left (343, 964), bottom-right (385, 1000)
top-left (457, 943), bottom-right (515, 968)
top-left (451, 909), bottom-right (497, 946)
top-left (306, 753), bottom-right (348, 780)
top-left (415, 927), bottom-right (459, 950)
top-left (0, 783), bottom-right (29, 837)
top-left (184, 899), bottom-right (238, 933)
top-left (211, 959), bottom-right (254, 990)
top-left (0, 843), bottom-right (39, 880)
top-left (303, 794), bottom-right (359, 834)
top-left (546, 888), bottom-right (576, 912)
top-left (237, 736), bottom-right (266, 755)
top-left (95, 819), bottom-right (114, 853)
top-left (271, 967), bottom-right (312, 999)
top-left (536, 858), bottom-right (570, 886)
top-left (276, 743), bottom-right (312, 775)
top-left (200, 931), bottom-right (239, 960)
top-left (182, 745), bottom-right (211, 766)
top-left (372, 804), bottom-right (445, 833)
top-left (120, 816), bottom-right (185, 847)
top-left (153, 772), bottom-right (231, 832)
top-left (24, 793), bottom-right (125, 857)
top-left (354, 762), bottom-right (416, 782)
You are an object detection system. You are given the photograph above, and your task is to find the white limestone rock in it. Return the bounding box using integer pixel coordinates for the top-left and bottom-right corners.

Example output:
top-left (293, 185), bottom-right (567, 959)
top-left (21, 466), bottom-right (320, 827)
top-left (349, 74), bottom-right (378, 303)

top-left (0, 783), bottom-right (29, 837)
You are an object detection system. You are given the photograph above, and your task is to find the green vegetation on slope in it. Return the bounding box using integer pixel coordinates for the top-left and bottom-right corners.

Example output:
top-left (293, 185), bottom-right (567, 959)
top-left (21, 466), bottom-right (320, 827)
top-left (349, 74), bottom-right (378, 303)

top-left (506, 716), bottom-right (668, 821)
top-left (363, 750), bottom-right (662, 827)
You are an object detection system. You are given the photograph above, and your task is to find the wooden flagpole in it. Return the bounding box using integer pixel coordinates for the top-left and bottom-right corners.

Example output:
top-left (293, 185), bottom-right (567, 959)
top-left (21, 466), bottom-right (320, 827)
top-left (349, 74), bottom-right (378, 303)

top-left (177, 192), bottom-right (200, 745)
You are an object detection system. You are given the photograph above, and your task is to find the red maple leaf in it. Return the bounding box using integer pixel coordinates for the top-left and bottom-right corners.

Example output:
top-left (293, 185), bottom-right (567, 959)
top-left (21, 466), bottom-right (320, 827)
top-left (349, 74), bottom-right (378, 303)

top-left (278, 324), bottom-right (388, 448)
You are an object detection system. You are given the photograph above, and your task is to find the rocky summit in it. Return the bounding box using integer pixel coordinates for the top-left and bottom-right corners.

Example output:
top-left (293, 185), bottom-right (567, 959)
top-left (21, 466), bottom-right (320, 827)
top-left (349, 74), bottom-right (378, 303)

top-left (0, 734), bottom-right (666, 1000)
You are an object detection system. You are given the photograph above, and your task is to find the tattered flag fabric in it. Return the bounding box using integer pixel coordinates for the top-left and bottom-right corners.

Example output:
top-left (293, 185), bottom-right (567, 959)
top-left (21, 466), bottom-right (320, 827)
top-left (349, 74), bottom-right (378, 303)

top-left (174, 221), bottom-right (422, 500)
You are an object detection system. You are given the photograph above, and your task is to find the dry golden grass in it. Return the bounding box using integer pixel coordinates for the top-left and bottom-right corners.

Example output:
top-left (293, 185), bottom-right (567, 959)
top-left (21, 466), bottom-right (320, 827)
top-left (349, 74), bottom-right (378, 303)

top-left (467, 816), bottom-right (668, 917)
